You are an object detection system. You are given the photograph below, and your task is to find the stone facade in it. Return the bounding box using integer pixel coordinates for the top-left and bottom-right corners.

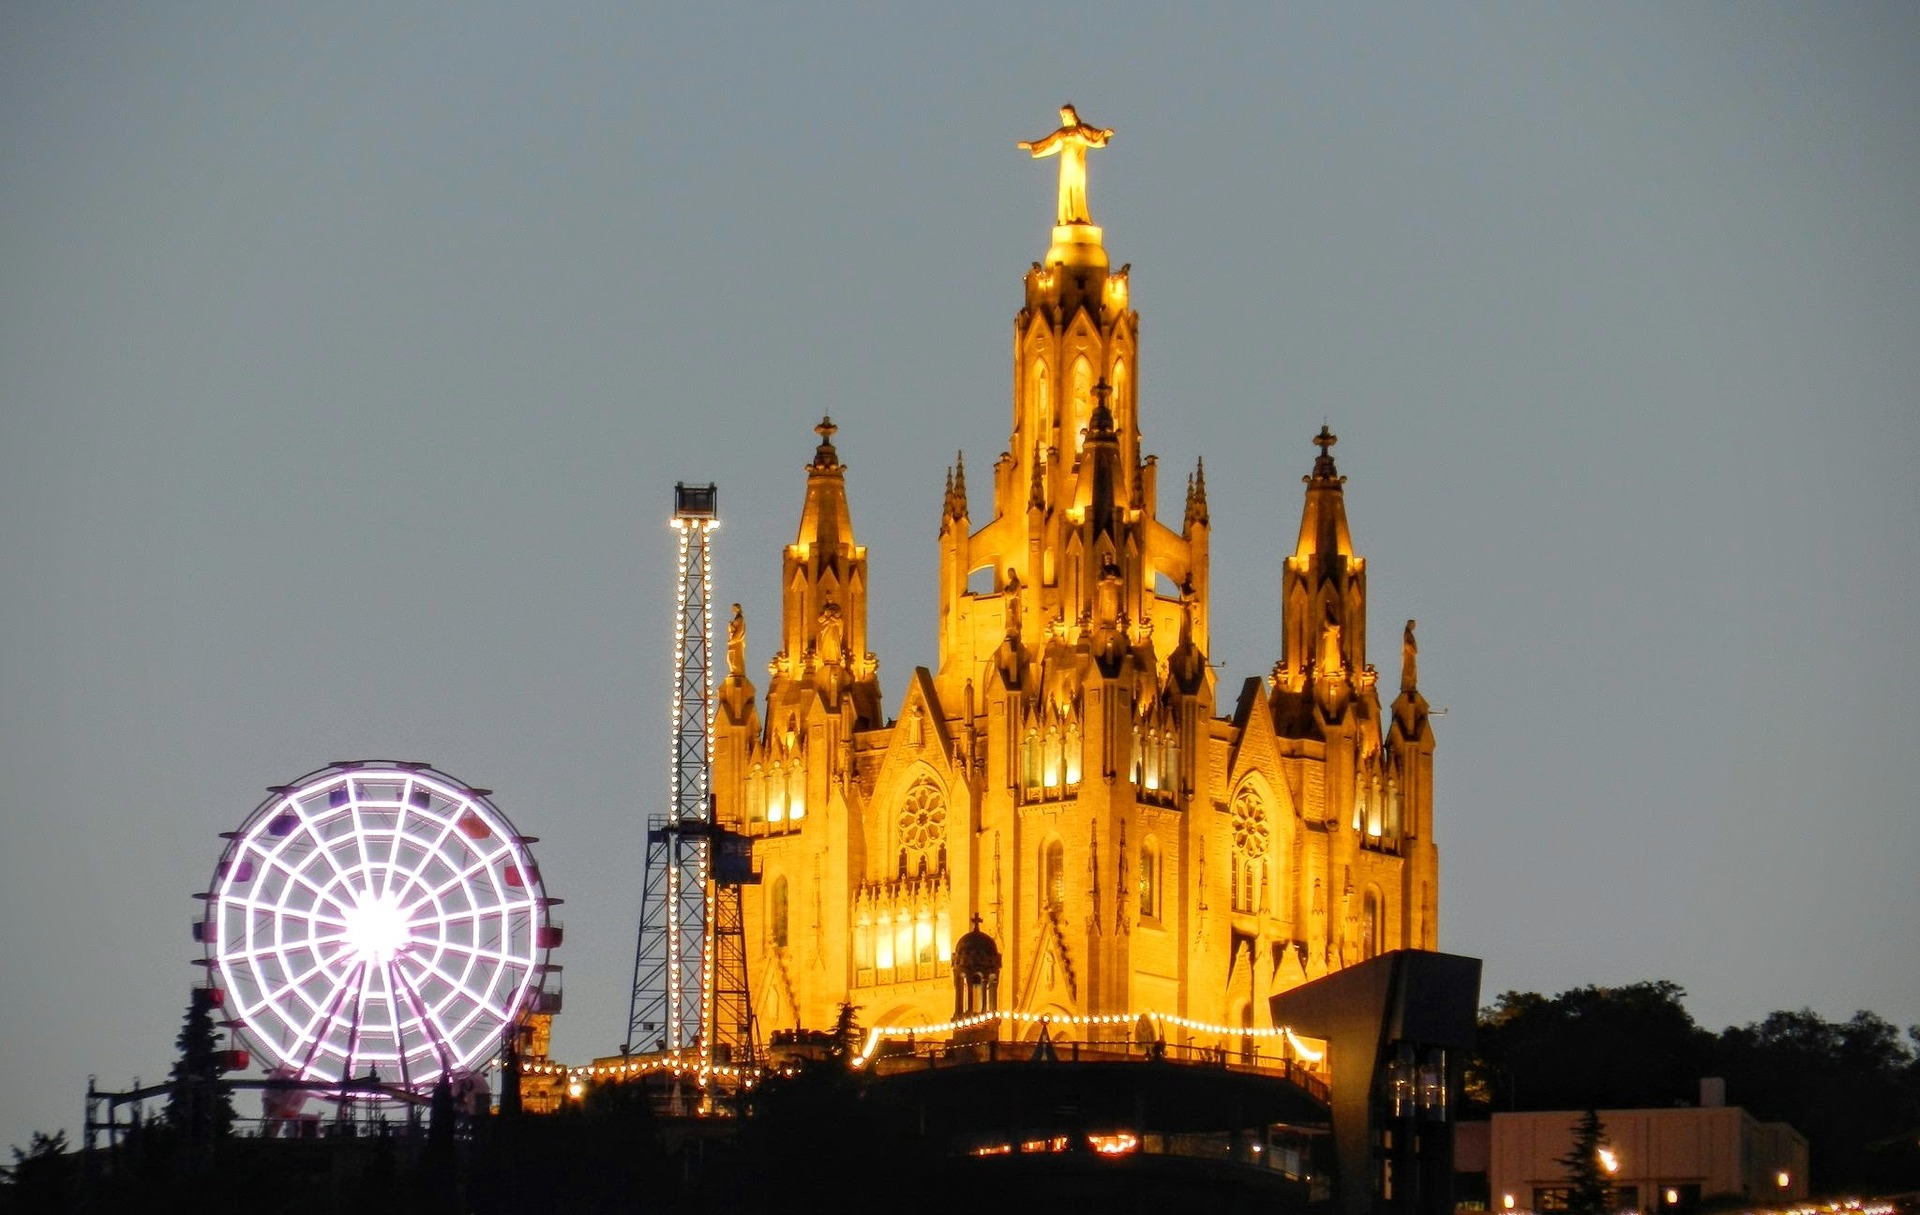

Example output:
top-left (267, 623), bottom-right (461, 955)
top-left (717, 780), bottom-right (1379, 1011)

top-left (711, 124), bottom-right (1438, 1049)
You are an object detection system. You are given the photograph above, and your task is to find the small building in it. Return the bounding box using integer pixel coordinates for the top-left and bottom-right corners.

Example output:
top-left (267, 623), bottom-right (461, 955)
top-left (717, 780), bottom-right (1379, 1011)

top-left (1470, 1087), bottom-right (1809, 1214)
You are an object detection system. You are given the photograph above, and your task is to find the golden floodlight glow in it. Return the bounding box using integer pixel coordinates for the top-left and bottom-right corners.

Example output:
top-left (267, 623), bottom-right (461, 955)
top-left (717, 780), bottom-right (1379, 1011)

top-left (1598, 1147), bottom-right (1619, 1174)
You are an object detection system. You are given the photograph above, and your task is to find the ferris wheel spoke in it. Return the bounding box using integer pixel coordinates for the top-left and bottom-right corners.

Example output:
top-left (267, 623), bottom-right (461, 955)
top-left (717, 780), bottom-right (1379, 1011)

top-left (411, 936), bottom-right (529, 970)
top-left (398, 844), bottom-right (520, 920)
top-left (244, 851), bottom-right (352, 918)
top-left (388, 960), bottom-right (459, 1075)
top-left (285, 957), bottom-right (366, 1079)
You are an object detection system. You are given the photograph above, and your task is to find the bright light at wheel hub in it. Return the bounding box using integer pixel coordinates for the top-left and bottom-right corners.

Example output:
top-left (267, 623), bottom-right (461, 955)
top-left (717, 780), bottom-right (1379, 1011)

top-left (343, 891), bottom-right (411, 964)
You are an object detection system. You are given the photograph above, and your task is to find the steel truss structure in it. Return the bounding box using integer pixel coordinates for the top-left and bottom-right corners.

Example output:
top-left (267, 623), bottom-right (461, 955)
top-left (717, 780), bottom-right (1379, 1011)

top-left (627, 484), bottom-right (719, 1058)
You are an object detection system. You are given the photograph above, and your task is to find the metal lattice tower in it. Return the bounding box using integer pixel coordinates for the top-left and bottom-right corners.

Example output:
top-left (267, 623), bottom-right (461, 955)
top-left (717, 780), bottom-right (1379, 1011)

top-left (627, 483), bottom-right (718, 1057)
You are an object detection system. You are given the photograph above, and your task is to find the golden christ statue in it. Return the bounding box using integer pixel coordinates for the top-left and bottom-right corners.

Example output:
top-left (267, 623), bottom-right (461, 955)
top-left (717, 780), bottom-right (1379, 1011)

top-left (1019, 103), bottom-right (1114, 226)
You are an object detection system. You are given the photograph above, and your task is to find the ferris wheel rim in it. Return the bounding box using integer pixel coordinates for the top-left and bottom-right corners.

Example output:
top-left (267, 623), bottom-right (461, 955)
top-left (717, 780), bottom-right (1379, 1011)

top-left (202, 761), bottom-right (555, 1095)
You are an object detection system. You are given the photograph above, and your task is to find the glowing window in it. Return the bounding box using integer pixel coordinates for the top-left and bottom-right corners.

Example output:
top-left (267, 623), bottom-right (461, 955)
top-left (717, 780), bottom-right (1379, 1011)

top-left (787, 762), bottom-right (805, 821)
top-left (893, 909), bottom-right (912, 971)
top-left (875, 911), bottom-right (893, 969)
top-left (854, 912), bottom-right (873, 970)
top-left (766, 770), bottom-right (785, 823)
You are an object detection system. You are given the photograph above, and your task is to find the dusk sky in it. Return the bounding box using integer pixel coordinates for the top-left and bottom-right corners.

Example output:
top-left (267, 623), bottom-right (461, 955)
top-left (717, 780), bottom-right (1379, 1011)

top-left (3, 4), bottom-right (1916, 1148)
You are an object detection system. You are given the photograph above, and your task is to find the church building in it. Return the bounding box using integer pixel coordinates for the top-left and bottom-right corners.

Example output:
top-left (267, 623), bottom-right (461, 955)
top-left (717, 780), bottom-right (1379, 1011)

top-left (711, 107), bottom-right (1439, 1052)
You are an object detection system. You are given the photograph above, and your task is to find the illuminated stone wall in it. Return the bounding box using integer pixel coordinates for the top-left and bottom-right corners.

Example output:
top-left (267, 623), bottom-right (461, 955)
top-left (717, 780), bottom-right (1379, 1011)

top-left (711, 112), bottom-right (1439, 1053)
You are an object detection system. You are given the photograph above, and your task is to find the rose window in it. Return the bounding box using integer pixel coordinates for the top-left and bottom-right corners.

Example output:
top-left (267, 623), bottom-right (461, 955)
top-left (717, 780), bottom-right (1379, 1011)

top-left (899, 779), bottom-right (947, 854)
top-left (1231, 789), bottom-right (1268, 859)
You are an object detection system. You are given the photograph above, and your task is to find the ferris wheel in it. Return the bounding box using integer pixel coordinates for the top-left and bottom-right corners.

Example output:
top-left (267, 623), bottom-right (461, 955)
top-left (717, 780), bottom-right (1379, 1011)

top-left (197, 761), bottom-right (560, 1097)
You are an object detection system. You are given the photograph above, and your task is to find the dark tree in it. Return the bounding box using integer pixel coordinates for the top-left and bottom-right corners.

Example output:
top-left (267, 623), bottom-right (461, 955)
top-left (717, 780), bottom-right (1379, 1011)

top-left (1713, 1008), bottom-right (1920, 1193)
top-left (164, 986), bottom-right (236, 1169)
top-left (1556, 1109), bottom-right (1611, 1215)
top-left (2, 1130), bottom-right (77, 1214)
top-left (1467, 982), bottom-right (1714, 1114)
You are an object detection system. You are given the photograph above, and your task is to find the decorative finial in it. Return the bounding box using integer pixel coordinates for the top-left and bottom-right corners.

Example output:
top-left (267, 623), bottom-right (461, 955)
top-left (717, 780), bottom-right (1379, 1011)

top-left (1088, 378), bottom-right (1115, 435)
top-left (1310, 424), bottom-right (1341, 481)
top-left (812, 416), bottom-right (839, 469)
top-left (1185, 456), bottom-right (1210, 529)
top-left (1018, 104), bottom-right (1114, 227)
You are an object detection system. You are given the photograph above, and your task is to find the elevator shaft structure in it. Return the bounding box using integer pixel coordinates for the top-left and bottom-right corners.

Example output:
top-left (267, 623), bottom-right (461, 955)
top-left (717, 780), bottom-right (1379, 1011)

top-left (627, 483), bottom-right (719, 1057)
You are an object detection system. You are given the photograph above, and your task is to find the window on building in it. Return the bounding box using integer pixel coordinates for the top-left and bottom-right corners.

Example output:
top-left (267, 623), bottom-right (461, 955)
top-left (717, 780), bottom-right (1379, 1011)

top-left (854, 911), bottom-right (873, 971)
top-left (771, 876), bottom-right (789, 949)
top-left (1139, 837), bottom-right (1160, 921)
top-left (1362, 888), bottom-right (1381, 959)
top-left (898, 778), bottom-right (947, 876)
top-left (1043, 839), bottom-right (1065, 915)
top-left (1231, 787), bottom-right (1268, 913)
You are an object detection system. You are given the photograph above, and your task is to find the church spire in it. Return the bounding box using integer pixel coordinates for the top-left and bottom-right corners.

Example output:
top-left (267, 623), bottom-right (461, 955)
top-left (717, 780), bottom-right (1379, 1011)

top-left (775, 416), bottom-right (880, 722)
top-left (1275, 425), bottom-right (1370, 733)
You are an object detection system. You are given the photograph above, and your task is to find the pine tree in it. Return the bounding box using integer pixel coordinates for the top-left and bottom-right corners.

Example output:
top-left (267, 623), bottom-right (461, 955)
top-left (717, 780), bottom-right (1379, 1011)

top-left (164, 986), bottom-right (236, 1160)
top-left (1556, 1108), bottom-right (1612, 1215)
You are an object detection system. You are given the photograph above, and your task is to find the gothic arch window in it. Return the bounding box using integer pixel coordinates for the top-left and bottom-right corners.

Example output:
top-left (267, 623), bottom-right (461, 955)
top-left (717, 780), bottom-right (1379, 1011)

top-left (893, 906), bottom-right (913, 973)
top-left (1030, 357), bottom-right (1051, 434)
top-left (748, 764), bottom-right (767, 823)
top-left (1230, 785), bottom-right (1270, 914)
top-left (1070, 356), bottom-right (1093, 450)
top-left (1362, 887), bottom-right (1383, 959)
top-left (898, 776), bottom-right (948, 876)
top-left (914, 903), bottom-right (935, 966)
top-left (854, 909), bottom-right (874, 970)
top-left (1139, 836), bottom-right (1160, 921)
top-left (1022, 727), bottom-right (1042, 791)
top-left (875, 909), bottom-right (894, 969)
top-left (767, 764), bottom-right (787, 823)
top-left (771, 876), bottom-right (790, 949)
top-left (1042, 837), bottom-right (1065, 916)
top-left (1110, 358), bottom-right (1128, 423)
top-left (787, 760), bottom-right (806, 821)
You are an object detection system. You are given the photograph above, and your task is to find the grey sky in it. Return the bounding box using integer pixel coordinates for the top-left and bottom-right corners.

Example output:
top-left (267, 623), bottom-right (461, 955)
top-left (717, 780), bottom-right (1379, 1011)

top-left (3, 3), bottom-right (1916, 1147)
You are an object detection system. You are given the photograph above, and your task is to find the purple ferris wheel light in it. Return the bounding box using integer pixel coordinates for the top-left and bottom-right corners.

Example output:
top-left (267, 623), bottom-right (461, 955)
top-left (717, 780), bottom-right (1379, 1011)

top-left (199, 762), bottom-right (558, 1095)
